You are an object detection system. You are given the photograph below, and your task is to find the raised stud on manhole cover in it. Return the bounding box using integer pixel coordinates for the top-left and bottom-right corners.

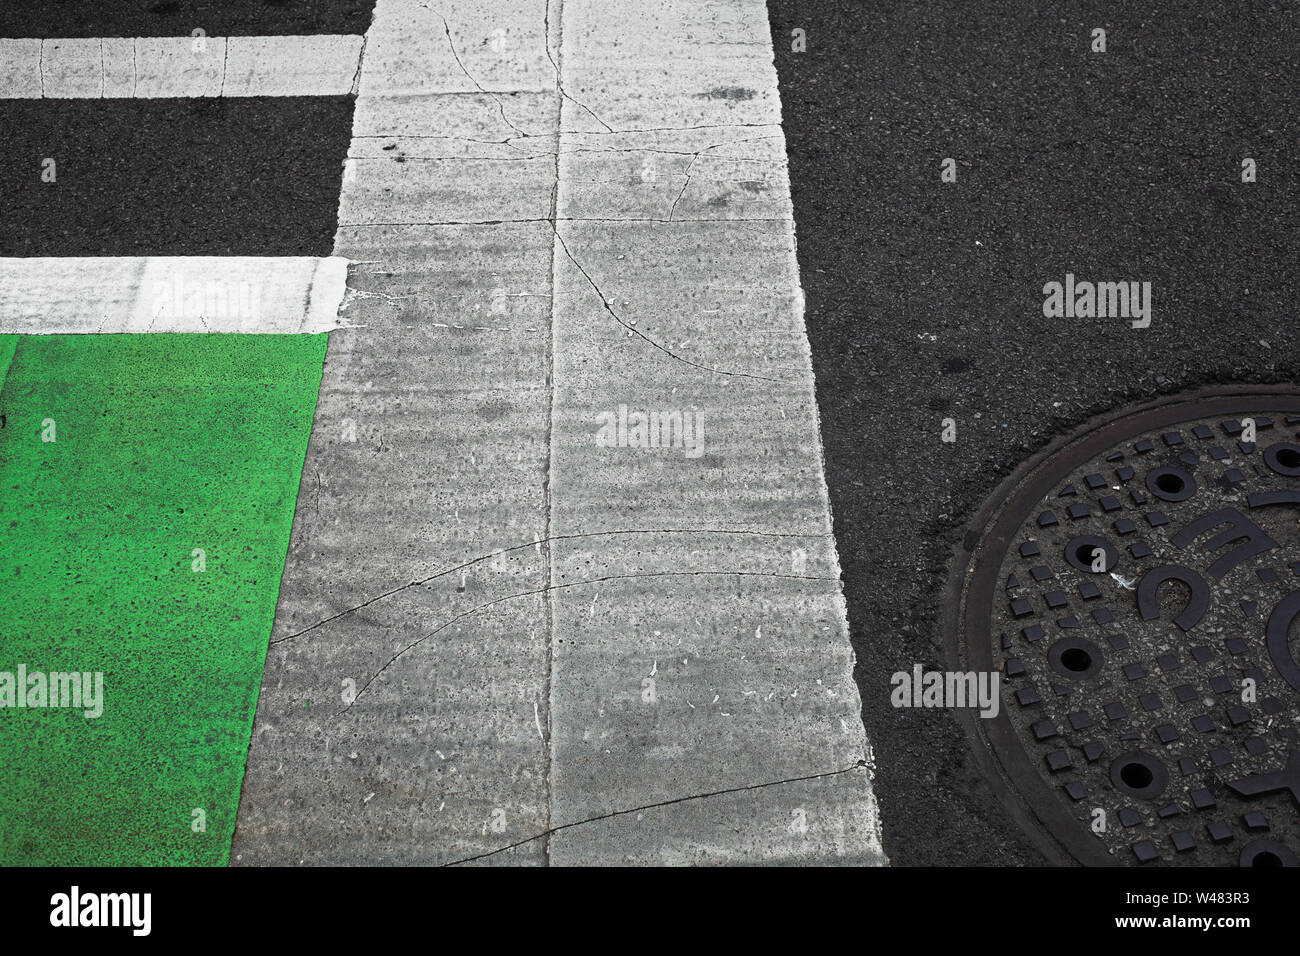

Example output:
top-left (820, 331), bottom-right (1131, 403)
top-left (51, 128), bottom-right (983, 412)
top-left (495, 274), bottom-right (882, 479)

top-left (946, 388), bottom-right (1300, 865)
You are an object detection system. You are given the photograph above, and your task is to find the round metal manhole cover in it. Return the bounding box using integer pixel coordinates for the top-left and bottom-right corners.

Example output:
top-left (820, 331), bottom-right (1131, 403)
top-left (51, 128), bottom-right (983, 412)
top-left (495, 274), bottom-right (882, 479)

top-left (948, 388), bottom-right (1300, 866)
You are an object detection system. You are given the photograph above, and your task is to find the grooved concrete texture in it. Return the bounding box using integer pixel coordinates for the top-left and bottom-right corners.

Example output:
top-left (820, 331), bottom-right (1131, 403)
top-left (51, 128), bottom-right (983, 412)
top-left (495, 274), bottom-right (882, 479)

top-left (232, 0), bottom-right (883, 866)
top-left (546, 0), bottom-right (880, 867)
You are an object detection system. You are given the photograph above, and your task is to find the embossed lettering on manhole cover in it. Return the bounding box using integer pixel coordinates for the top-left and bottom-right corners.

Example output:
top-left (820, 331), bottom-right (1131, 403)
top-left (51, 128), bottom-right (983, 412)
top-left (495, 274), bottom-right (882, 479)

top-left (947, 389), bottom-right (1300, 866)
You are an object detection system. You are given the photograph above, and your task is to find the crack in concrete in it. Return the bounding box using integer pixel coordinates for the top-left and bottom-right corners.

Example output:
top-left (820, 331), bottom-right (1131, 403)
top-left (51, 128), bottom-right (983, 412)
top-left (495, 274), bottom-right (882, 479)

top-left (543, 0), bottom-right (614, 133)
top-left (666, 135), bottom-right (782, 222)
top-left (273, 526), bottom-right (830, 646)
top-left (666, 156), bottom-right (693, 222)
top-left (337, 207), bottom-right (790, 380)
top-left (421, 4), bottom-right (529, 139)
top-left (440, 760), bottom-right (871, 865)
top-left (550, 226), bottom-right (783, 383)
top-left (327, 568), bottom-right (841, 718)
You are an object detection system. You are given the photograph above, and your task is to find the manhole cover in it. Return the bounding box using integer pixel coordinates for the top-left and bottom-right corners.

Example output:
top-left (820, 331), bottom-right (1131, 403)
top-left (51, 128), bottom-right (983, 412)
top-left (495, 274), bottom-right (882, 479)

top-left (947, 387), bottom-right (1300, 866)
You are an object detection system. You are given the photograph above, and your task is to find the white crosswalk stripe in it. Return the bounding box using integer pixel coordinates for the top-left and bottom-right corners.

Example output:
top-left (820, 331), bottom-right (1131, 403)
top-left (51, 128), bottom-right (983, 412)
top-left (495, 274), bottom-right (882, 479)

top-left (233, 0), bottom-right (885, 865)
top-left (0, 256), bottom-right (350, 333)
top-left (0, 35), bottom-right (364, 98)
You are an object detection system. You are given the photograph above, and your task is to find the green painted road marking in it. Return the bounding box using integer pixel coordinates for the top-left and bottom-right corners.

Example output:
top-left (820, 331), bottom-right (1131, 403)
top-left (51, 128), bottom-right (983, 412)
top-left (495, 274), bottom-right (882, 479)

top-left (0, 335), bottom-right (16, 397)
top-left (0, 333), bottom-right (326, 865)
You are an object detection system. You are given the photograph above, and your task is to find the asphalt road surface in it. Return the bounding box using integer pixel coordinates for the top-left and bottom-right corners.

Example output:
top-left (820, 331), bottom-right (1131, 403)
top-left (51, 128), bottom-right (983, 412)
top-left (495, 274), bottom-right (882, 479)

top-left (1, 0), bottom-right (1297, 868)
top-left (768, 0), bottom-right (1300, 864)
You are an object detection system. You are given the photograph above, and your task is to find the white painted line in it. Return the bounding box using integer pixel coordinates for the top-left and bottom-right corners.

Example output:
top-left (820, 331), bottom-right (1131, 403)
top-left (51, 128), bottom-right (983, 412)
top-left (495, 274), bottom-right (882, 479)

top-left (235, 0), bottom-right (885, 867)
top-left (0, 256), bottom-right (350, 333)
top-left (0, 35), bottom-right (364, 98)
top-left (545, 0), bottom-right (885, 866)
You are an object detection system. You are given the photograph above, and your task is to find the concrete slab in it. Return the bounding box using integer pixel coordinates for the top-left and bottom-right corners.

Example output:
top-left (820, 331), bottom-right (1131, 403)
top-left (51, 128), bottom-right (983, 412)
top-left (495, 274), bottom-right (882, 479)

top-left (223, 35), bottom-right (364, 97)
top-left (337, 94), bottom-right (556, 226)
top-left (543, 0), bottom-right (884, 864)
top-left (559, 127), bottom-right (792, 223)
top-left (358, 0), bottom-right (553, 97)
top-left (548, 768), bottom-right (882, 865)
top-left (232, 0), bottom-right (559, 864)
top-left (233, 0), bottom-right (884, 866)
top-left (0, 39), bottom-right (40, 97)
top-left (232, 227), bottom-right (557, 865)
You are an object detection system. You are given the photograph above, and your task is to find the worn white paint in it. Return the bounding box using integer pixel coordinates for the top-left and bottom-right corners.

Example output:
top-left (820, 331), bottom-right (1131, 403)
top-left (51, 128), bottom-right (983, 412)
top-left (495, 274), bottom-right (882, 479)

top-left (0, 35), bottom-right (364, 98)
top-left (0, 256), bottom-right (350, 333)
top-left (232, 0), bottom-right (885, 866)
top-left (546, 0), bottom-right (884, 866)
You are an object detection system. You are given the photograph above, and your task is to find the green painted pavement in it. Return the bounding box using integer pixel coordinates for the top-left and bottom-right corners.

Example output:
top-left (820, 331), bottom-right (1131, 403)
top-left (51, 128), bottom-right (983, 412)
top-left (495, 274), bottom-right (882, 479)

top-left (0, 333), bottom-right (326, 865)
top-left (0, 335), bottom-right (15, 396)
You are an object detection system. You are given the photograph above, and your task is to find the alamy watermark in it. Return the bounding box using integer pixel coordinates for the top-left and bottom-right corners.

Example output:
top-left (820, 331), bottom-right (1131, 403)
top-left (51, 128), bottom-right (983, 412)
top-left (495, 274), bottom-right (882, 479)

top-left (0, 665), bottom-right (103, 718)
top-left (594, 404), bottom-right (705, 458)
top-left (891, 664), bottom-right (1000, 718)
top-left (1042, 273), bottom-right (1152, 328)
top-left (152, 274), bottom-right (262, 324)
top-left (50, 886), bottom-right (150, 936)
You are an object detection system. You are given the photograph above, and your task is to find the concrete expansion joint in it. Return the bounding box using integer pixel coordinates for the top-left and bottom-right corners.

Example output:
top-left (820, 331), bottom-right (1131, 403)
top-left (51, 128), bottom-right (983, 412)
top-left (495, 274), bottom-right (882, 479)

top-left (543, 0), bottom-right (613, 133)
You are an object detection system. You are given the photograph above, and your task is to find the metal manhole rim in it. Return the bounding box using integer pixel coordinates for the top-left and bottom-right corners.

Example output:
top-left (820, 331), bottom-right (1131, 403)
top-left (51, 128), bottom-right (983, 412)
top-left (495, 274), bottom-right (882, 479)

top-left (942, 384), bottom-right (1300, 866)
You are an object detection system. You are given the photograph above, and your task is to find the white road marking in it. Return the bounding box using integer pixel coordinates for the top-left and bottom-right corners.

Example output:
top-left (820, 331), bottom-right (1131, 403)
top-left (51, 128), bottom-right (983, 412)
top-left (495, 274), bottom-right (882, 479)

top-left (546, 0), bottom-right (885, 866)
top-left (234, 0), bottom-right (885, 866)
top-left (0, 35), bottom-right (363, 98)
top-left (0, 256), bottom-right (350, 333)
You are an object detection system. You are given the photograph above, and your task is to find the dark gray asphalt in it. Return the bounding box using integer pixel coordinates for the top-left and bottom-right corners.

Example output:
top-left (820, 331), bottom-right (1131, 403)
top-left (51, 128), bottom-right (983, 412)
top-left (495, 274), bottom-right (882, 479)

top-left (768, 0), bottom-right (1300, 864)
top-left (0, 4), bottom-right (369, 256)
top-left (3, 0), bottom-right (1296, 868)
top-left (0, 98), bottom-right (353, 256)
